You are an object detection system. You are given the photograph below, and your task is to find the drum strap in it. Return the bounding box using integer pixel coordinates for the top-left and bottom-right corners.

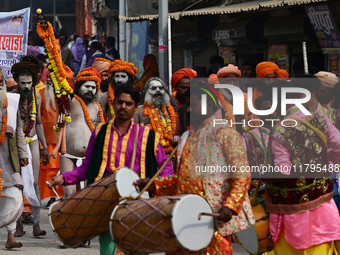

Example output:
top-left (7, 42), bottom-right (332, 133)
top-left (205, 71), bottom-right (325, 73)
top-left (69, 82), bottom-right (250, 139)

top-left (130, 125), bottom-right (139, 170)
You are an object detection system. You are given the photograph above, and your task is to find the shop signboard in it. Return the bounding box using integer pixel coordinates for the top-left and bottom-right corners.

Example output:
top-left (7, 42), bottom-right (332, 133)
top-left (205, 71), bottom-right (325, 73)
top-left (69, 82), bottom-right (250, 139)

top-left (0, 8), bottom-right (30, 78)
top-left (329, 54), bottom-right (339, 76)
top-left (268, 44), bottom-right (289, 72)
top-left (305, 4), bottom-right (340, 54)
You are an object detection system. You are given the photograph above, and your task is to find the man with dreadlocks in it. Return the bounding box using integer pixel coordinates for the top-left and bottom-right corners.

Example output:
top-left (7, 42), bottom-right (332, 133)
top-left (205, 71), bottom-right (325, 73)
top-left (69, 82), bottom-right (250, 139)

top-left (99, 59), bottom-right (138, 121)
top-left (133, 77), bottom-right (178, 154)
top-left (59, 67), bottom-right (105, 198)
top-left (11, 59), bottom-right (50, 237)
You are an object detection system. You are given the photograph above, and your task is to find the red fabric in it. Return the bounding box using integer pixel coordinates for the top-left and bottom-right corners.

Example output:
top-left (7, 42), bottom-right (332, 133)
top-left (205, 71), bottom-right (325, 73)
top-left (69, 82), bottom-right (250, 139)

top-left (256, 61), bottom-right (289, 79)
top-left (171, 68), bottom-right (197, 87)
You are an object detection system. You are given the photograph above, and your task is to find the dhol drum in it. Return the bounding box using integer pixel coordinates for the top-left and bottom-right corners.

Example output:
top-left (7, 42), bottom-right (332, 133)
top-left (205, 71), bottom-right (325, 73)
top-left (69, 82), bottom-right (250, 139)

top-left (236, 203), bottom-right (274, 254)
top-left (49, 167), bottom-right (149, 247)
top-left (110, 194), bottom-right (215, 254)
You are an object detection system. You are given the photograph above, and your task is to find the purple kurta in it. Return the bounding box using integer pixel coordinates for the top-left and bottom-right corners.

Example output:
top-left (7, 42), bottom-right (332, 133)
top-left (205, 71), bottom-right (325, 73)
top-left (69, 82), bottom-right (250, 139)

top-left (63, 121), bottom-right (173, 185)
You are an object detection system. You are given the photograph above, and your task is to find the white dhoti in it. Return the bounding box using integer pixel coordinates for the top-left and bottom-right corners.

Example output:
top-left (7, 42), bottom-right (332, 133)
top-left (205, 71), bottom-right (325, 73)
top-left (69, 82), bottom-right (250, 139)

top-left (0, 186), bottom-right (23, 233)
top-left (21, 135), bottom-right (40, 207)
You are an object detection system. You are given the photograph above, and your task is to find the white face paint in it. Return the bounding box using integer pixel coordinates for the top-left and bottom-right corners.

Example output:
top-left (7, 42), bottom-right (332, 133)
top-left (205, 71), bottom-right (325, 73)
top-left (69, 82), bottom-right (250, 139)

top-left (114, 71), bottom-right (129, 84)
top-left (145, 80), bottom-right (169, 107)
top-left (78, 80), bottom-right (97, 101)
top-left (18, 74), bottom-right (33, 91)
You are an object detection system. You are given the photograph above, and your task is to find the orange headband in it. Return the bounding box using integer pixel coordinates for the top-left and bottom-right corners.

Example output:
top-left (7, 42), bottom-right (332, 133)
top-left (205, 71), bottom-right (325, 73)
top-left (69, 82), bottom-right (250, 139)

top-left (108, 59), bottom-right (138, 76)
top-left (75, 67), bottom-right (102, 91)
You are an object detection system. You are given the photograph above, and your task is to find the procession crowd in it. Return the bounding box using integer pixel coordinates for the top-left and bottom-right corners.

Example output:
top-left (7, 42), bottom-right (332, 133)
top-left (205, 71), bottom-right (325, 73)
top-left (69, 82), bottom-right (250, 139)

top-left (1, 28), bottom-right (340, 255)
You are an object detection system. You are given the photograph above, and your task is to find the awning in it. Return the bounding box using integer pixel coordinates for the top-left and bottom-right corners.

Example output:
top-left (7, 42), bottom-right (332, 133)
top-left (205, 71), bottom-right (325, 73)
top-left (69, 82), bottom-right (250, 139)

top-left (119, 0), bottom-right (328, 21)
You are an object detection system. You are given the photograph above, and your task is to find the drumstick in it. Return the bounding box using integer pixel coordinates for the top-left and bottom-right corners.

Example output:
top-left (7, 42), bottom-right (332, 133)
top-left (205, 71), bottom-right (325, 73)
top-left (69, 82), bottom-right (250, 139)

top-left (137, 145), bottom-right (178, 199)
top-left (198, 212), bottom-right (220, 220)
top-left (46, 181), bottom-right (60, 200)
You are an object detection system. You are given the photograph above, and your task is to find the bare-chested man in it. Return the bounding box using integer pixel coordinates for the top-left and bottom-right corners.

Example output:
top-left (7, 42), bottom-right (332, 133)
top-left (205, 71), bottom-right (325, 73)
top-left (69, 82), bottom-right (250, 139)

top-left (60, 67), bottom-right (105, 196)
top-left (11, 60), bottom-right (50, 237)
top-left (99, 59), bottom-right (138, 121)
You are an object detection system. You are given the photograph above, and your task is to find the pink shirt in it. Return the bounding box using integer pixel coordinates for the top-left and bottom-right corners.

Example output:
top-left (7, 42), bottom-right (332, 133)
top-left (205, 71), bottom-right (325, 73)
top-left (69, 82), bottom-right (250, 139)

top-left (270, 104), bottom-right (340, 249)
top-left (63, 121), bottom-right (173, 185)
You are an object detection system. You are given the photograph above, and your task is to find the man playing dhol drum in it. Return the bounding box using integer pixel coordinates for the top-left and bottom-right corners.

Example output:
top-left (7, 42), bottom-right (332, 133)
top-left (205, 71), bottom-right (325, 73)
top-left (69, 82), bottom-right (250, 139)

top-left (48, 84), bottom-right (173, 255)
top-left (135, 85), bottom-right (254, 255)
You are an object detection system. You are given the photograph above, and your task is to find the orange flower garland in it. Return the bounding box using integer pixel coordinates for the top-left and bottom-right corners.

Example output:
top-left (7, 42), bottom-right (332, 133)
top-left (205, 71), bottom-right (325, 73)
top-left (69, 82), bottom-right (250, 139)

top-left (37, 15), bottom-right (73, 131)
top-left (0, 98), bottom-right (8, 145)
top-left (108, 84), bottom-right (115, 117)
top-left (74, 95), bottom-right (105, 132)
top-left (75, 71), bottom-right (102, 91)
top-left (143, 102), bottom-right (177, 153)
top-left (108, 59), bottom-right (138, 76)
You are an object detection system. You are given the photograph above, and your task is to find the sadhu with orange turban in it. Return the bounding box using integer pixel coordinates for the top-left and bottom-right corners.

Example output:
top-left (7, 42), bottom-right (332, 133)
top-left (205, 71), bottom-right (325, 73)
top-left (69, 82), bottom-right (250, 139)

top-left (171, 68), bottom-right (197, 107)
top-left (74, 67), bottom-right (102, 93)
top-left (92, 58), bottom-right (111, 81)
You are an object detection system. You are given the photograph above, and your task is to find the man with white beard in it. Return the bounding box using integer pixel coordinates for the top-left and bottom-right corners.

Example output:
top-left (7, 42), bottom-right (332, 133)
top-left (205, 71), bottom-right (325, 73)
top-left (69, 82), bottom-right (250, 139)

top-left (0, 67), bottom-right (29, 248)
top-left (38, 70), bottom-right (63, 205)
top-left (133, 77), bottom-right (178, 154)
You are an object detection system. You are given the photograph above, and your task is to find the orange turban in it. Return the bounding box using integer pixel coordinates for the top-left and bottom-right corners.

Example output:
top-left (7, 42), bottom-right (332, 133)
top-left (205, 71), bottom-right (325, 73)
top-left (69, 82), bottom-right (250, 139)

top-left (217, 64), bottom-right (241, 78)
top-left (92, 58), bottom-right (111, 75)
top-left (256, 61), bottom-right (289, 79)
top-left (75, 67), bottom-right (102, 91)
top-left (108, 59), bottom-right (138, 76)
top-left (314, 71), bottom-right (339, 88)
top-left (171, 68), bottom-right (197, 87)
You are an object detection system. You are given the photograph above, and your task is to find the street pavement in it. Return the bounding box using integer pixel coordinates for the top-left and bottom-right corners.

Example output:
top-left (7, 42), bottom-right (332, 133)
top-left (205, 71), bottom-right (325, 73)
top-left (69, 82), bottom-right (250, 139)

top-left (0, 199), bottom-right (248, 254)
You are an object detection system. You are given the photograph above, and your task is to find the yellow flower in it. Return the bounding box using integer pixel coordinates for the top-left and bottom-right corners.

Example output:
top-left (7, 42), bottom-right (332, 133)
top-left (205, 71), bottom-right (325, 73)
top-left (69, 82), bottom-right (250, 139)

top-left (53, 126), bottom-right (59, 131)
top-left (160, 140), bottom-right (166, 146)
top-left (63, 116), bottom-right (71, 122)
top-left (151, 109), bottom-right (155, 113)
top-left (154, 118), bottom-right (158, 121)
top-left (157, 128), bottom-right (162, 132)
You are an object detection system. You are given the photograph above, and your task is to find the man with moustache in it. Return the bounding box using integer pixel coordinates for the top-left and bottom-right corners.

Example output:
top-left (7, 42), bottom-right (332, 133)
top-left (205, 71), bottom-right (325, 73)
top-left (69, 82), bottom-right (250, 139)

top-left (171, 68), bottom-right (197, 107)
top-left (59, 67), bottom-right (105, 197)
top-left (99, 59), bottom-right (138, 121)
top-left (38, 70), bottom-right (63, 206)
top-left (91, 57), bottom-right (111, 94)
top-left (48, 84), bottom-right (173, 254)
top-left (0, 67), bottom-right (28, 249)
top-left (133, 77), bottom-right (178, 153)
top-left (11, 61), bottom-right (50, 237)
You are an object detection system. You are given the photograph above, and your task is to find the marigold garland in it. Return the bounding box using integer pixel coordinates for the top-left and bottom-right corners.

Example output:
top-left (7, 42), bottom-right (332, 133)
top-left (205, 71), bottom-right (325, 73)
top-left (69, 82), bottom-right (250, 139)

top-left (108, 59), bottom-right (138, 76)
top-left (143, 102), bottom-right (177, 153)
top-left (37, 17), bottom-right (73, 131)
top-left (21, 92), bottom-right (37, 143)
top-left (0, 98), bottom-right (8, 145)
top-left (75, 71), bottom-right (102, 91)
top-left (108, 84), bottom-right (115, 118)
top-left (0, 168), bottom-right (3, 197)
top-left (74, 95), bottom-right (105, 132)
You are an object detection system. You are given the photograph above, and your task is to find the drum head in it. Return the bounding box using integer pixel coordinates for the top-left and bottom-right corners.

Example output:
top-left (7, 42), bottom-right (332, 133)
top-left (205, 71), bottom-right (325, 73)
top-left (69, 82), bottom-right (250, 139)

top-left (115, 167), bottom-right (149, 199)
top-left (171, 194), bottom-right (214, 251)
top-left (236, 225), bottom-right (259, 254)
